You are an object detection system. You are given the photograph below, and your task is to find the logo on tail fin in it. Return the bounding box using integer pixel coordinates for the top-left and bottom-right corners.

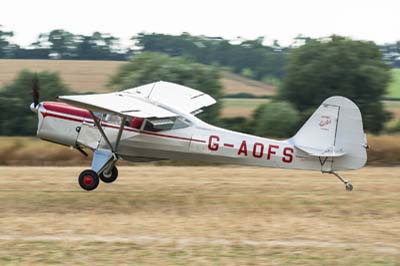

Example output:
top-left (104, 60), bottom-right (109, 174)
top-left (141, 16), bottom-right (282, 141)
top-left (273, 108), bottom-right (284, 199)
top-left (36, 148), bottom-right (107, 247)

top-left (319, 115), bottom-right (331, 130)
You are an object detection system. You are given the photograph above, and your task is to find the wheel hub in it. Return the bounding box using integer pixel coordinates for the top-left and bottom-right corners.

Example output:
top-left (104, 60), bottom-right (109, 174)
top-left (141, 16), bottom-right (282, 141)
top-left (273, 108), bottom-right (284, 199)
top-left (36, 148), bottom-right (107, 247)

top-left (83, 175), bottom-right (94, 186)
top-left (102, 171), bottom-right (112, 178)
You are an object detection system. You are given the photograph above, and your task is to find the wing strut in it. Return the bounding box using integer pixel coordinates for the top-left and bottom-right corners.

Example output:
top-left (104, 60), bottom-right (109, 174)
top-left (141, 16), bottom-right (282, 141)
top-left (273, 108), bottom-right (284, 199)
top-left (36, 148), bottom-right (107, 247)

top-left (89, 111), bottom-right (127, 153)
top-left (89, 111), bottom-right (114, 152)
top-left (114, 116), bottom-right (127, 152)
top-left (88, 112), bottom-right (127, 175)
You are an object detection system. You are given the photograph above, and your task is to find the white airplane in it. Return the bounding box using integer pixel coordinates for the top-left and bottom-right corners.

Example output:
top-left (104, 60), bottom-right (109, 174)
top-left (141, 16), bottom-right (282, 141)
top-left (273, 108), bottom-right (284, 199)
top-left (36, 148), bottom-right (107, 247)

top-left (30, 81), bottom-right (368, 191)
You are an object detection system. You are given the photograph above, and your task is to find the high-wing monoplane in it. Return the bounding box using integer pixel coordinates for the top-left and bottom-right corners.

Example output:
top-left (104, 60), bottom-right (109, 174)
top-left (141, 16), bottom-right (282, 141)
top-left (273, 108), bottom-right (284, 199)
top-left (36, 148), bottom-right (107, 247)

top-left (30, 81), bottom-right (368, 191)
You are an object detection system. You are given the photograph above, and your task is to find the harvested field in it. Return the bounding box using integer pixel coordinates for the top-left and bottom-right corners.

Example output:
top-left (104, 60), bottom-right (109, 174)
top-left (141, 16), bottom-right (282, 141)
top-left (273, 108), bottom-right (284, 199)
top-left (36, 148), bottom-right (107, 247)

top-left (0, 166), bottom-right (398, 265)
top-left (221, 98), bottom-right (270, 118)
top-left (0, 59), bottom-right (277, 96)
top-left (220, 71), bottom-right (276, 96)
top-left (0, 59), bottom-right (122, 93)
top-left (1, 134), bottom-right (399, 167)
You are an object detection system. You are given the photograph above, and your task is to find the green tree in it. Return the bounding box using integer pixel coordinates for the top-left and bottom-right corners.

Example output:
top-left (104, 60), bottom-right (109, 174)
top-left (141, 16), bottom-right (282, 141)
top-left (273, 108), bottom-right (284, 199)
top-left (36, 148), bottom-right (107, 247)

top-left (109, 52), bottom-right (223, 124)
top-left (133, 33), bottom-right (287, 80)
top-left (31, 30), bottom-right (125, 60)
top-left (46, 29), bottom-right (78, 58)
top-left (0, 70), bottom-right (72, 135)
top-left (279, 36), bottom-right (391, 133)
top-left (75, 32), bottom-right (124, 60)
top-left (250, 101), bottom-right (300, 138)
top-left (0, 25), bottom-right (17, 58)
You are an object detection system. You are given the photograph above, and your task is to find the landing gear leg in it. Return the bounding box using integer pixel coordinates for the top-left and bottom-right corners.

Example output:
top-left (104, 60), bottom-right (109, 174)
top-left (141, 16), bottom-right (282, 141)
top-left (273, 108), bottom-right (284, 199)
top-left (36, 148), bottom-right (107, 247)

top-left (76, 112), bottom-right (126, 191)
top-left (325, 171), bottom-right (353, 191)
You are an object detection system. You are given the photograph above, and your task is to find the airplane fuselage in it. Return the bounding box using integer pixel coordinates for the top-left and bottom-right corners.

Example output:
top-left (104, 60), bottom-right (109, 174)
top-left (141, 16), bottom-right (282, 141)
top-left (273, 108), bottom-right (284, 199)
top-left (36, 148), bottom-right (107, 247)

top-left (35, 101), bottom-right (331, 172)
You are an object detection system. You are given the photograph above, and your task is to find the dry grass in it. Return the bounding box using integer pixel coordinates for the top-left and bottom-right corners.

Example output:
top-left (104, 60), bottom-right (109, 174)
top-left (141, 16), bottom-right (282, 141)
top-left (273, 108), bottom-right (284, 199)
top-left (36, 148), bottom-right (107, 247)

top-left (0, 137), bottom-right (91, 166)
top-left (220, 71), bottom-right (276, 96)
top-left (0, 135), bottom-right (398, 166)
top-left (0, 59), bottom-right (123, 93)
top-left (0, 59), bottom-right (277, 96)
top-left (0, 166), bottom-right (398, 265)
top-left (367, 135), bottom-right (400, 165)
top-left (221, 98), bottom-right (270, 118)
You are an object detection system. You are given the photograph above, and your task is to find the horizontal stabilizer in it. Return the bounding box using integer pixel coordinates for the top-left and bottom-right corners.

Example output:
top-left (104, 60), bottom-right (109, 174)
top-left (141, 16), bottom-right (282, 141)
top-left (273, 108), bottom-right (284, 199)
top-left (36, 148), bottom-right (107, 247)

top-left (295, 145), bottom-right (345, 157)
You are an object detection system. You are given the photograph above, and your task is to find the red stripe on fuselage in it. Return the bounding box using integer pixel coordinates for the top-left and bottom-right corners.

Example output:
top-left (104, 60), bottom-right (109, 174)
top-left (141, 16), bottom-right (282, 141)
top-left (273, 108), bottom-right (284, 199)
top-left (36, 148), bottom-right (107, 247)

top-left (41, 101), bottom-right (206, 144)
top-left (43, 102), bottom-right (92, 119)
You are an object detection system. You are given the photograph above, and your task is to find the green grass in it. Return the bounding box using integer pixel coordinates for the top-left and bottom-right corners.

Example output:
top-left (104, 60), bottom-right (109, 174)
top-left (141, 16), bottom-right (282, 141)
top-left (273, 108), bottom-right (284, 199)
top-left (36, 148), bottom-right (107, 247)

top-left (387, 69), bottom-right (400, 98)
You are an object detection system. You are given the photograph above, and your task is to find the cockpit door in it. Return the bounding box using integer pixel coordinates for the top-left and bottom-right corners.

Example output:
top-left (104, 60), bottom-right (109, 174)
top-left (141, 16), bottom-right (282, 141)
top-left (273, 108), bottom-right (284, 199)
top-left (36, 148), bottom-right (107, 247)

top-left (75, 114), bottom-right (103, 150)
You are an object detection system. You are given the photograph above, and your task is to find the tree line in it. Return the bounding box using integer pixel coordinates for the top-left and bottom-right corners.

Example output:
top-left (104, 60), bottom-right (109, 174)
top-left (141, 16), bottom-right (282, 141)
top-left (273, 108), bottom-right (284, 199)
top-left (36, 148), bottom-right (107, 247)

top-left (0, 27), bottom-right (128, 60)
top-left (0, 37), bottom-right (392, 136)
top-left (2, 26), bottom-right (399, 80)
top-left (0, 27), bottom-right (288, 80)
top-left (0, 25), bottom-right (395, 136)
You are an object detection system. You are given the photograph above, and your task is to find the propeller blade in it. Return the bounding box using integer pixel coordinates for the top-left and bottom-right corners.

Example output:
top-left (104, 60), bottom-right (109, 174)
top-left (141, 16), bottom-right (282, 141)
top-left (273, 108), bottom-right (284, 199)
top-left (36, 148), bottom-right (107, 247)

top-left (32, 73), bottom-right (40, 107)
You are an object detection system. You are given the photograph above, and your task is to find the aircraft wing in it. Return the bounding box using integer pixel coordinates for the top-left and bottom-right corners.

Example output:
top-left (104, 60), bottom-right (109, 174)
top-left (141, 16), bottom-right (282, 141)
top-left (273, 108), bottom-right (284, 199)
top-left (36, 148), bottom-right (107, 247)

top-left (123, 81), bottom-right (216, 114)
top-left (58, 81), bottom-right (216, 118)
top-left (57, 92), bottom-right (177, 118)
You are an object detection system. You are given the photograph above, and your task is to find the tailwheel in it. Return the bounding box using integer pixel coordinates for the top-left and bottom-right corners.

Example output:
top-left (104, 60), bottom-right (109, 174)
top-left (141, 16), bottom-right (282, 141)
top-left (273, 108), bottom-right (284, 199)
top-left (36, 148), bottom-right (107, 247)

top-left (99, 166), bottom-right (118, 183)
top-left (79, 169), bottom-right (99, 191)
top-left (324, 171), bottom-right (354, 192)
top-left (345, 182), bottom-right (353, 191)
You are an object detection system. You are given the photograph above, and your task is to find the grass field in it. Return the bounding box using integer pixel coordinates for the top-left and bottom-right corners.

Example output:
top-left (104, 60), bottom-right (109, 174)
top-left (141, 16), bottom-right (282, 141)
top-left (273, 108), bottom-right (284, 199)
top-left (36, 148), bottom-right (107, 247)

top-left (0, 59), bottom-right (122, 93)
top-left (1, 59), bottom-right (399, 99)
top-left (220, 71), bottom-right (275, 96)
top-left (1, 133), bottom-right (399, 167)
top-left (221, 98), bottom-right (270, 117)
top-left (222, 98), bottom-right (400, 121)
top-left (0, 59), bottom-right (276, 96)
top-left (387, 69), bottom-right (400, 98)
top-left (0, 166), bottom-right (398, 265)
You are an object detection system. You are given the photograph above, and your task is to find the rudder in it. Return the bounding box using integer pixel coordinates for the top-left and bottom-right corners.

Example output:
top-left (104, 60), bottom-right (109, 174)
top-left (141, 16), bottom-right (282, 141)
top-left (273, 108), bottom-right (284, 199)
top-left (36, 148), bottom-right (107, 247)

top-left (291, 96), bottom-right (367, 171)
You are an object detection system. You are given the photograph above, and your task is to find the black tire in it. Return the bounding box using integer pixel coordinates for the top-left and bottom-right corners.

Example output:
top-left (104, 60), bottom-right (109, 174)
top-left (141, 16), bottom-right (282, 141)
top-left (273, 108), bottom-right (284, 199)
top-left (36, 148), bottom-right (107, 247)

top-left (78, 169), bottom-right (99, 191)
top-left (99, 166), bottom-right (118, 183)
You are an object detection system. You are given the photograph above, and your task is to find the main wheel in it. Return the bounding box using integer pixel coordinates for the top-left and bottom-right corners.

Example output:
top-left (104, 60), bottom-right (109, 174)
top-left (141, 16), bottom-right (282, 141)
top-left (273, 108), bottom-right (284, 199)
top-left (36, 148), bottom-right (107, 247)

top-left (99, 166), bottom-right (118, 183)
top-left (79, 169), bottom-right (99, 191)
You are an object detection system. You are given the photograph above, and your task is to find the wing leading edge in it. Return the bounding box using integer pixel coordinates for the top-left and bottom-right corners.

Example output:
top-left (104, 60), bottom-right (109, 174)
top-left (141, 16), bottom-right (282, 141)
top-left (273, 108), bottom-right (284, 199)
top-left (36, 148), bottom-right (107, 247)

top-left (58, 92), bottom-right (177, 118)
top-left (58, 81), bottom-right (216, 119)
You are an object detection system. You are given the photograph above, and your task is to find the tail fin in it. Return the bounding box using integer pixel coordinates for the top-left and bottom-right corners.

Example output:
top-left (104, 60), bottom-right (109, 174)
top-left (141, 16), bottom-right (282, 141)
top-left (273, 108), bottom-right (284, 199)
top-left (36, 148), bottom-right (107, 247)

top-left (291, 96), bottom-right (367, 171)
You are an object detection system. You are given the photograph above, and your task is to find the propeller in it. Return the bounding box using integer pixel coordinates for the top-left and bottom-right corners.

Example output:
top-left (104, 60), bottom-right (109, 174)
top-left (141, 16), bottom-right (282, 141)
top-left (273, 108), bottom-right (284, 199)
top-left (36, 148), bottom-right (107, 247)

top-left (30, 73), bottom-right (41, 113)
top-left (32, 73), bottom-right (40, 107)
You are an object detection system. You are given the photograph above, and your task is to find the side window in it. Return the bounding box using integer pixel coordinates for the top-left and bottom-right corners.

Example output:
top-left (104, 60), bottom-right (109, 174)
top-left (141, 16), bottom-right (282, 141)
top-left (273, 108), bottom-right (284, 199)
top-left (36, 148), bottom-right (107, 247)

top-left (143, 117), bottom-right (190, 132)
top-left (104, 114), bottom-right (121, 125)
top-left (172, 117), bottom-right (191, 130)
top-left (93, 112), bottom-right (105, 120)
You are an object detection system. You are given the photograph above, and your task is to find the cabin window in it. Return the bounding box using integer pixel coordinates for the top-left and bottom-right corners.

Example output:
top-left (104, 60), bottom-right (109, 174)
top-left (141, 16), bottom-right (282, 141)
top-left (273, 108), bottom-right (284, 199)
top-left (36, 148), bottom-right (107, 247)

top-left (143, 117), bottom-right (190, 132)
top-left (104, 114), bottom-right (122, 125)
